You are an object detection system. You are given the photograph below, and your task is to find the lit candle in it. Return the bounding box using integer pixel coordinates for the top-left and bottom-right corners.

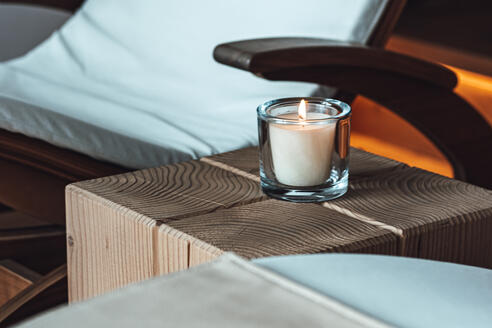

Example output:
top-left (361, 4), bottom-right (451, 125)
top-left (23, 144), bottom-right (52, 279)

top-left (269, 100), bottom-right (336, 186)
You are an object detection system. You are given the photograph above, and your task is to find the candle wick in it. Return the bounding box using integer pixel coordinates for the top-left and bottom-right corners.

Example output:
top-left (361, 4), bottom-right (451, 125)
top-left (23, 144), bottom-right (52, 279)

top-left (299, 114), bottom-right (306, 128)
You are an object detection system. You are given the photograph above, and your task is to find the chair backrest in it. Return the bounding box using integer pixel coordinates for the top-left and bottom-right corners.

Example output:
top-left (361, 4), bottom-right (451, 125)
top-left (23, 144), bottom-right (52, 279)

top-left (10, 0), bottom-right (403, 104)
top-left (4, 0), bottom-right (407, 165)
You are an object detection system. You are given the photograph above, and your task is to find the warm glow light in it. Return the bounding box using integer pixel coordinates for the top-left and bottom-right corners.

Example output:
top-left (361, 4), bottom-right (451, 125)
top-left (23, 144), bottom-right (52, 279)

top-left (298, 99), bottom-right (307, 121)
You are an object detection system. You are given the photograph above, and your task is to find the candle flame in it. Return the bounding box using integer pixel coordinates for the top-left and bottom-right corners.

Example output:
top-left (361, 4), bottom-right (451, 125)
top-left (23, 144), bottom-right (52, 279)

top-left (298, 99), bottom-right (307, 121)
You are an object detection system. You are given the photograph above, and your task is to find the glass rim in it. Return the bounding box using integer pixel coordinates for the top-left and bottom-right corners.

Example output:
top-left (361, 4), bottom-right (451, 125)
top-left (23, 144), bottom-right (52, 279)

top-left (257, 97), bottom-right (351, 125)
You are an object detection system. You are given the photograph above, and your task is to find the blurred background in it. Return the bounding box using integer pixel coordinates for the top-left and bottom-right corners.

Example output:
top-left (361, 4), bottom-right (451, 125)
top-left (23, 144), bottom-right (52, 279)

top-left (352, 0), bottom-right (492, 178)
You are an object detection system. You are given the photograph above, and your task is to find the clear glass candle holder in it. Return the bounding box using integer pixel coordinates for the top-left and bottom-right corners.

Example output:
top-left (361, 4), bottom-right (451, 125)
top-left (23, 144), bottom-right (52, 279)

top-left (257, 97), bottom-right (351, 202)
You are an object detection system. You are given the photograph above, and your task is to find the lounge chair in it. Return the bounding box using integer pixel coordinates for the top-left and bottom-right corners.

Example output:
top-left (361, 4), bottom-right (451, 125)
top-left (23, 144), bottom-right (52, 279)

top-left (0, 0), bottom-right (490, 323)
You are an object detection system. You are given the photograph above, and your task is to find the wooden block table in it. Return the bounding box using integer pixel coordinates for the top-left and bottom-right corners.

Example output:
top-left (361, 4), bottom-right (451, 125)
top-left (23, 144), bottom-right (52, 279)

top-left (66, 147), bottom-right (492, 302)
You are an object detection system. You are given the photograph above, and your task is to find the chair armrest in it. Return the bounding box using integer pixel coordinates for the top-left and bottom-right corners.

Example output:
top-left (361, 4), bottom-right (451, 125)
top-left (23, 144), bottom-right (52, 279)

top-left (214, 37), bottom-right (457, 89)
top-left (214, 37), bottom-right (492, 188)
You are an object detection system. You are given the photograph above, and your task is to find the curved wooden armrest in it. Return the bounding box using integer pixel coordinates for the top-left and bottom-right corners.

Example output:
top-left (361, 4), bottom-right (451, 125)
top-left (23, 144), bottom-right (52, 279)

top-left (214, 37), bottom-right (492, 188)
top-left (214, 37), bottom-right (458, 90)
top-left (0, 0), bottom-right (82, 12)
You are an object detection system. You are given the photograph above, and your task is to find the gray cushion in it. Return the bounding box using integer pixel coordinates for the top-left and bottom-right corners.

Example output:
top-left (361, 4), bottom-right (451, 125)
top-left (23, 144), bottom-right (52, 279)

top-left (15, 254), bottom-right (388, 328)
top-left (0, 5), bottom-right (70, 62)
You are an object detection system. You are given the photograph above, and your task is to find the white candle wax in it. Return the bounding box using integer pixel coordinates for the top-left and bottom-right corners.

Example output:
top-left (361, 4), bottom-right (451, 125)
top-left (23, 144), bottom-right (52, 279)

top-left (269, 113), bottom-right (336, 186)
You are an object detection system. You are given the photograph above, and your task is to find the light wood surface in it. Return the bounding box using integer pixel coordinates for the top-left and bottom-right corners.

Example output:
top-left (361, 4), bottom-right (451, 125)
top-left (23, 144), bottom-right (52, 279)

top-left (167, 199), bottom-right (397, 259)
top-left (66, 159), bottom-right (266, 301)
top-left (66, 147), bottom-right (492, 302)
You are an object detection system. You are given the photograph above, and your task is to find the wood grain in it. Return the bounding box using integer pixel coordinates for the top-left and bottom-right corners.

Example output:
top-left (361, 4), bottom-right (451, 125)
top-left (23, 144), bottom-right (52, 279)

top-left (154, 225), bottom-right (224, 275)
top-left (67, 159), bottom-right (266, 301)
top-left (326, 167), bottom-right (492, 267)
top-left (167, 199), bottom-right (397, 259)
top-left (66, 187), bottom-right (155, 302)
top-left (66, 146), bottom-right (492, 303)
top-left (208, 147), bottom-right (492, 267)
top-left (72, 160), bottom-right (265, 222)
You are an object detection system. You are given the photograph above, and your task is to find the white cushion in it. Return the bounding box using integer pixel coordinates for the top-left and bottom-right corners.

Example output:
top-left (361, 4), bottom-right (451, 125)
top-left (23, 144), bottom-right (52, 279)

top-left (0, 0), bottom-right (386, 168)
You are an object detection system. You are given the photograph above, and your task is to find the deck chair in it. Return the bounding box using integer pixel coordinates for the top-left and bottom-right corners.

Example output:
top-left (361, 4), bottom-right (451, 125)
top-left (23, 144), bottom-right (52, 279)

top-left (0, 0), bottom-right (490, 323)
